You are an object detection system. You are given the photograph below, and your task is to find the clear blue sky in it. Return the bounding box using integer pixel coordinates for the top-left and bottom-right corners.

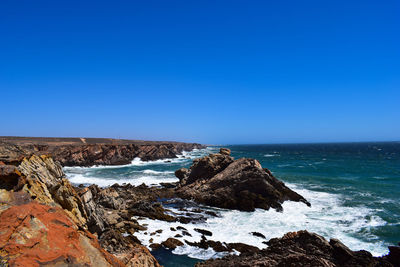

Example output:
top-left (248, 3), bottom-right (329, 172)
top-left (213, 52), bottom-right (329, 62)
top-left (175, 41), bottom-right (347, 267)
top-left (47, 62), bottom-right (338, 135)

top-left (1, 0), bottom-right (399, 144)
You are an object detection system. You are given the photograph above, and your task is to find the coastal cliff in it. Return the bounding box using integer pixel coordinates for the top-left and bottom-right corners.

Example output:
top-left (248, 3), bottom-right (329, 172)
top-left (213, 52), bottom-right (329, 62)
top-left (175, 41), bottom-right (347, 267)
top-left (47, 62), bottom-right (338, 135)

top-left (0, 137), bottom-right (205, 166)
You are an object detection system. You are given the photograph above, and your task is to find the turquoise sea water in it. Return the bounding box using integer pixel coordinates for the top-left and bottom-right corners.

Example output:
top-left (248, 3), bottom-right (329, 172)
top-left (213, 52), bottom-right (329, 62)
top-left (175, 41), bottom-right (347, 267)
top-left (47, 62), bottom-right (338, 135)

top-left (64, 142), bottom-right (400, 265)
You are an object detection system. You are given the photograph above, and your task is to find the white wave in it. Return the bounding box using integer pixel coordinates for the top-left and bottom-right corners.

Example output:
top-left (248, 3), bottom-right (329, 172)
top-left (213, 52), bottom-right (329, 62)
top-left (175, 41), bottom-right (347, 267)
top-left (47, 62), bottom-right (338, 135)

top-left (264, 154), bottom-right (278, 157)
top-left (173, 245), bottom-right (231, 260)
top-left (67, 173), bottom-right (178, 187)
top-left (133, 183), bottom-right (389, 260)
top-left (142, 169), bottom-right (174, 175)
top-left (277, 164), bottom-right (291, 167)
top-left (63, 147), bottom-right (215, 187)
top-left (63, 147), bottom-right (215, 170)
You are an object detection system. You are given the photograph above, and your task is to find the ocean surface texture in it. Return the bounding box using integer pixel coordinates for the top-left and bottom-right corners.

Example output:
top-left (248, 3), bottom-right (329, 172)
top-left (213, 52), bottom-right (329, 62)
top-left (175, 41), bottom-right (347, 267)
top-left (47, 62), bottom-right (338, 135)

top-left (64, 142), bottom-right (400, 267)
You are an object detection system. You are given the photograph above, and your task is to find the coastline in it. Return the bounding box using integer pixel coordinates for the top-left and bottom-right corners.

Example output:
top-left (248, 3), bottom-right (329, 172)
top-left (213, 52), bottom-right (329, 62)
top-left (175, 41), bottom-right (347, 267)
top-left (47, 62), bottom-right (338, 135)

top-left (0, 138), bottom-right (398, 267)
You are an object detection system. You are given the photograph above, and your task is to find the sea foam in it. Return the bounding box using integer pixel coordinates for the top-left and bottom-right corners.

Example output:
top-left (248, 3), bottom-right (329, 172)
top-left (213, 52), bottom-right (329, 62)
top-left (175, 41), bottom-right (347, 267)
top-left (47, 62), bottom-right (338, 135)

top-left (133, 183), bottom-right (389, 259)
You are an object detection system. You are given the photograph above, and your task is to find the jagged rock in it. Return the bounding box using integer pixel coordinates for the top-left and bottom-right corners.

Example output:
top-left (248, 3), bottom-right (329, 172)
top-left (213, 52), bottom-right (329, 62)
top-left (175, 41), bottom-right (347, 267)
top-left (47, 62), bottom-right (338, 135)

top-left (196, 231), bottom-right (394, 267)
top-left (78, 185), bottom-right (109, 234)
top-left (175, 168), bottom-right (189, 181)
top-left (161, 238), bottom-right (184, 250)
top-left (176, 149), bottom-right (310, 211)
top-left (219, 148), bottom-right (231, 155)
top-left (0, 198), bottom-right (124, 267)
top-left (0, 143), bottom-right (162, 267)
top-left (15, 154), bottom-right (87, 227)
top-left (180, 148), bottom-right (234, 185)
top-left (99, 230), bottom-right (160, 267)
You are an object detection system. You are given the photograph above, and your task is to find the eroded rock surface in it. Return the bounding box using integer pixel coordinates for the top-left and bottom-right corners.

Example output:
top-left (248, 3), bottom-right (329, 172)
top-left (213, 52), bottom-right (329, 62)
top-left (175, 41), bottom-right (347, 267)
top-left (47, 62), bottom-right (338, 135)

top-left (0, 198), bottom-right (124, 267)
top-left (196, 231), bottom-right (396, 267)
top-left (0, 143), bottom-right (160, 267)
top-left (175, 148), bottom-right (310, 211)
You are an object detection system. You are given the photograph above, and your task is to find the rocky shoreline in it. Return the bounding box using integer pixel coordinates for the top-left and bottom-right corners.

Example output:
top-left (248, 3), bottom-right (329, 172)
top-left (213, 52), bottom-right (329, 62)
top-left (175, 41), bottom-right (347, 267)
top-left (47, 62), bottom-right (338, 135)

top-left (0, 138), bottom-right (398, 267)
top-left (0, 136), bottom-right (205, 166)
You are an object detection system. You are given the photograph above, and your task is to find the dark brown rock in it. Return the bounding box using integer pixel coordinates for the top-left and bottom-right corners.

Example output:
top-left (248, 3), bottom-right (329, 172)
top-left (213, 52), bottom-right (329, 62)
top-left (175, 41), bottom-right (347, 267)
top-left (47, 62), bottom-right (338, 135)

top-left (161, 238), bottom-right (184, 250)
top-left (386, 245), bottom-right (400, 266)
top-left (183, 150), bottom-right (234, 185)
top-left (194, 228), bottom-right (213, 236)
top-left (176, 149), bottom-right (310, 212)
top-left (185, 238), bottom-right (228, 253)
top-left (219, 148), bottom-right (231, 156)
top-left (175, 168), bottom-right (189, 181)
top-left (251, 232), bottom-right (266, 239)
top-left (196, 231), bottom-right (394, 267)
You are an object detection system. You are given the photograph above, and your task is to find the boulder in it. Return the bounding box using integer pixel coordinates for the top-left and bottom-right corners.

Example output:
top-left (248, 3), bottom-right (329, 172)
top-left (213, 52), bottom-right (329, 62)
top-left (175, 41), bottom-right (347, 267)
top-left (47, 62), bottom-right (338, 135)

top-left (176, 149), bottom-right (310, 211)
top-left (161, 238), bottom-right (184, 250)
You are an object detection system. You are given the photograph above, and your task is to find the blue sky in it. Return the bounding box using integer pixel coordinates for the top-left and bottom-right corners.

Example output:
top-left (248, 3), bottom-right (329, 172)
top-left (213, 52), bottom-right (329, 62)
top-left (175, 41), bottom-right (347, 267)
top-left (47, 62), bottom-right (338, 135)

top-left (1, 0), bottom-right (399, 144)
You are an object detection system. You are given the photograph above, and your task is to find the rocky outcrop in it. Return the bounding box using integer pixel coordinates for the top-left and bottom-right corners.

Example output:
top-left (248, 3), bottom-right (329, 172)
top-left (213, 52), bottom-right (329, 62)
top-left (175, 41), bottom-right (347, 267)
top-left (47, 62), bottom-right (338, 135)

top-left (196, 230), bottom-right (396, 267)
top-left (0, 143), bottom-right (161, 267)
top-left (76, 183), bottom-right (176, 237)
top-left (0, 148), bottom-right (88, 227)
top-left (18, 154), bottom-right (88, 227)
top-left (175, 148), bottom-right (310, 211)
top-left (0, 194), bottom-right (124, 267)
top-left (0, 137), bottom-right (205, 166)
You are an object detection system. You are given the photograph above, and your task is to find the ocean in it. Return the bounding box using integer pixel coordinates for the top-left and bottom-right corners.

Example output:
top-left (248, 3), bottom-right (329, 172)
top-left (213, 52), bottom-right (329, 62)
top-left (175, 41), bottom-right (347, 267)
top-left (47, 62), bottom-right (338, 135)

top-left (64, 142), bottom-right (400, 266)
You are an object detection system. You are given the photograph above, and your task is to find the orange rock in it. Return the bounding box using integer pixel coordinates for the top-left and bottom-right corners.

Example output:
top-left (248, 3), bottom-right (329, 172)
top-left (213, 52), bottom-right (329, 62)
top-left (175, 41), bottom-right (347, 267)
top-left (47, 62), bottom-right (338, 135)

top-left (0, 202), bottom-right (124, 267)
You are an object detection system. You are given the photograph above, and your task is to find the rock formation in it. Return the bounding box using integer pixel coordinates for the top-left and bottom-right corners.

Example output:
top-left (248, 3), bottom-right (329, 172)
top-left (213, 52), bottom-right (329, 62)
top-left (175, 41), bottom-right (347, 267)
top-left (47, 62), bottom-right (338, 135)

top-left (0, 137), bottom-right (205, 166)
top-left (0, 143), bottom-right (160, 267)
top-left (0, 195), bottom-right (124, 267)
top-left (175, 148), bottom-right (310, 211)
top-left (196, 230), bottom-right (397, 267)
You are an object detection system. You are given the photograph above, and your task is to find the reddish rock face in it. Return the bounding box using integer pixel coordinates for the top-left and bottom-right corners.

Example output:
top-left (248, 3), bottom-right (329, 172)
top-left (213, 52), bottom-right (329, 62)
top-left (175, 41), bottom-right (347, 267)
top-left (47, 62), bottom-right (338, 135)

top-left (0, 143), bottom-right (161, 267)
top-left (0, 201), bottom-right (124, 267)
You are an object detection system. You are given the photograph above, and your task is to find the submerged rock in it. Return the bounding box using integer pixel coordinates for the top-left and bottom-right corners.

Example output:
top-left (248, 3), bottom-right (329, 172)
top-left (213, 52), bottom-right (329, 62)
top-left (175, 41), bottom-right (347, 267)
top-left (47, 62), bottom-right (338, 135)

top-left (175, 148), bottom-right (310, 211)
